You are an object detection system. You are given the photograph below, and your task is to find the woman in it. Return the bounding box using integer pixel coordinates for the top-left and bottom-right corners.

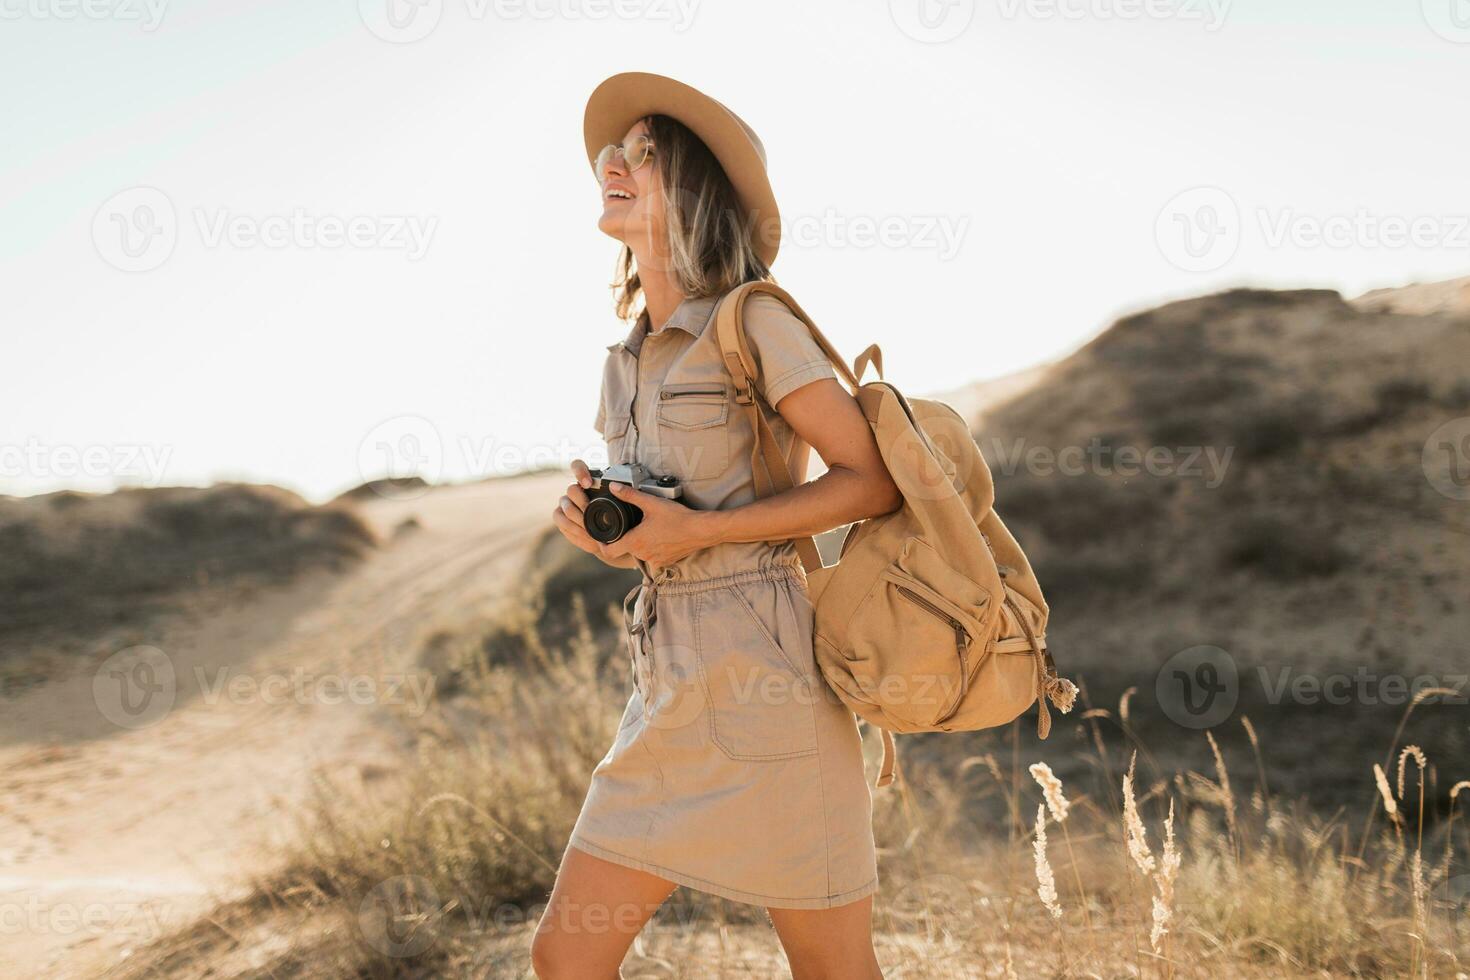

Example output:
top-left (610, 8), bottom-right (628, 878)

top-left (537, 72), bottom-right (901, 980)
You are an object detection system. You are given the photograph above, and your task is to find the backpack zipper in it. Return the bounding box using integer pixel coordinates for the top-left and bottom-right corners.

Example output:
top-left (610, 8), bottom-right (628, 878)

top-left (894, 583), bottom-right (972, 723)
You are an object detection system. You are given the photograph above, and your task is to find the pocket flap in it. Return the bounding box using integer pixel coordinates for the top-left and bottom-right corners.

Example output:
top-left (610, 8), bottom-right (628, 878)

top-left (656, 383), bottom-right (729, 430)
top-left (896, 537), bottom-right (993, 624)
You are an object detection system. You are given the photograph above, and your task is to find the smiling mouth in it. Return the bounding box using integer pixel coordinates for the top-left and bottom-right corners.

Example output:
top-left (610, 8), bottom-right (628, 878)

top-left (604, 188), bottom-right (635, 202)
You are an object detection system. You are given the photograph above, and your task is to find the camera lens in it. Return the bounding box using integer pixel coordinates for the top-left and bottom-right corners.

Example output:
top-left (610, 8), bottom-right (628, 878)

top-left (584, 496), bottom-right (630, 544)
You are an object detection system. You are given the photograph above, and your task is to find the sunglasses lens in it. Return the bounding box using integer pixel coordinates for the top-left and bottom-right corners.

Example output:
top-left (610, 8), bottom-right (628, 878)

top-left (625, 136), bottom-right (649, 171)
top-left (595, 144), bottom-right (616, 178)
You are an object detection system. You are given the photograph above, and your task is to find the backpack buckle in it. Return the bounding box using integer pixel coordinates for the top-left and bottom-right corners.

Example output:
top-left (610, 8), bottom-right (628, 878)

top-left (734, 381), bottom-right (756, 406)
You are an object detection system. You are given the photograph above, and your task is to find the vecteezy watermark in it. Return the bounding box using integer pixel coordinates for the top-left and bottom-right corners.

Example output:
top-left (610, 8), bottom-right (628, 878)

top-left (93, 645), bottom-right (177, 730)
top-left (194, 667), bottom-right (436, 715)
top-left (782, 210), bottom-right (971, 261)
top-left (1257, 209), bottom-right (1470, 252)
top-left (357, 0), bottom-right (699, 44)
top-left (887, 873), bottom-right (983, 942)
top-left (357, 874), bottom-right (698, 958)
top-left (192, 208), bottom-right (436, 260)
top-left (355, 416), bottom-right (614, 500)
top-left (0, 895), bottom-right (175, 940)
top-left (889, 0), bottom-right (976, 43)
top-left (983, 437), bottom-right (1234, 488)
top-left (92, 186), bottom-right (437, 272)
top-left (1254, 666), bottom-right (1467, 707)
top-left (1422, 416), bottom-right (1470, 501)
top-left (0, 0), bottom-right (168, 30)
top-left (995, 0), bottom-right (1230, 30)
top-left (1155, 645), bottom-right (1238, 729)
top-left (0, 438), bottom-right (173, 487)
top-left (1421, 0), bottom-right (1470, 43)
top-left (1155, 186), bottom-right (1242, 274)
top-left (93, 187), bottom-right (177, 273)
top-left (1157, 186), bottom-right (1470, 273)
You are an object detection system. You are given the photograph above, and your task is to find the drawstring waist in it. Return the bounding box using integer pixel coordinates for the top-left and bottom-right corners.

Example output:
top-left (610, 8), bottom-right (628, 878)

top-left (620, 556), bottom-right (806, 698)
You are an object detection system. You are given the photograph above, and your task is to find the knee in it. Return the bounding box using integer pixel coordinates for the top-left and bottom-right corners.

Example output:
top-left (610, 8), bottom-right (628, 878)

top-left (528, 928), bottom-right (571, 979)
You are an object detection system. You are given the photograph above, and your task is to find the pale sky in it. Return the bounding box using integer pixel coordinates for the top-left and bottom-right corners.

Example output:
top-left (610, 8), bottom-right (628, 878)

top-left (4, 0), bottom-right (1467, 501)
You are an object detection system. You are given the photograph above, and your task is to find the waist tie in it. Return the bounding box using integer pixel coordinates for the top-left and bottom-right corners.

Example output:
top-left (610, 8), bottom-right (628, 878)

top-left (621, 558), bottom-right (673, 696)
top-left (620, 557), bottom-right (807, 693)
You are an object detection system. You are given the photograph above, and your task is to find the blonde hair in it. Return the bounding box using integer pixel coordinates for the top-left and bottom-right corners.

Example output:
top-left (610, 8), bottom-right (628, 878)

top-left (612, 114), bottom-right (772, 323)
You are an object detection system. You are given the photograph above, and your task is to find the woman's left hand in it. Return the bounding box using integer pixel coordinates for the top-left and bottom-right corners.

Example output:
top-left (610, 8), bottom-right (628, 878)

top-left (600, 481), bottom-right (719, 567)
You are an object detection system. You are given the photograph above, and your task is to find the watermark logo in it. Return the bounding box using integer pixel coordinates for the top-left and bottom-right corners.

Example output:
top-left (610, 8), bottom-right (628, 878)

top-left (0, 895), bottom-right (174, 940)
top-left (1422, 0), bottom-right (1470, 43)
top-left (194, 667), bottom-right (436, 715)
top-left (1155, 644), bottom-right (1238, 729)
top-left (357, 416), bottom-right (445, 500)
top-left (1422, 416), bottom-right (1470, 501)
top-left (0, 439), bottom-right (173, 487)
top-left (885, 411), bottom-right (981, 501)
top-left (359, 875), bottom-right (442, 957)
top-left (890, 0), bottom-right (975, 43)
top-left (93, 186), bottom-right (437, 271)
top-left (358, 0), bottom-right (443, 42)
top-left (984, 436), bottom-right (1233, 488)
top-left (0, 0), bottom-right (169, 30)
top-left (93, 645), bottom-right (177, 730)
top-left (92, 187), bottom-right (177, 273)
top-left (1255, 667), bottom-right (1466, 707)
top-left (888, 873), bottom-right (981, 942)
top-left (1155, 186), bottom-right (1240, 273)
top-left (995, 0), bottom-right (1230, 29)
top-left (1435, 873), bottom-right (1470, 916)
top-left (358, 0), bottom-right (698, 42)
top-left (782, 210), bottom-right (971, 261)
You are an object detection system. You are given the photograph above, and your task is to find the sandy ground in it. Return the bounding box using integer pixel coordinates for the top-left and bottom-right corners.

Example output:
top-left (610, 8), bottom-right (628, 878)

top-left (0, 473), bottom-right (568, 979)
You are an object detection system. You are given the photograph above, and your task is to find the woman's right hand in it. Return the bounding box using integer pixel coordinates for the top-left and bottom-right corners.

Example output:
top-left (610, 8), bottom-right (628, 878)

top-left (552, 460), bottom-right (638, 568)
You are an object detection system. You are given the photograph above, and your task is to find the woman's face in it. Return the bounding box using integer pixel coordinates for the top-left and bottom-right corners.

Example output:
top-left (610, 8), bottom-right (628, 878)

top-left (596, 119), bottom-right (664, 253)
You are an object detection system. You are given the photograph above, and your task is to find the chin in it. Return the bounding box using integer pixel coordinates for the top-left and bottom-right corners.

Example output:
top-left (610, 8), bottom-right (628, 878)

top-left (597, 210), bottom-right (629, 243)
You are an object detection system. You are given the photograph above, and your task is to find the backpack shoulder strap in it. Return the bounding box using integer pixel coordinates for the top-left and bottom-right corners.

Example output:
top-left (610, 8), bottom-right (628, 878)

top-left (713, 282), bottom-right (862, 574)
top-left (716, 281), bottom-right (861, 395)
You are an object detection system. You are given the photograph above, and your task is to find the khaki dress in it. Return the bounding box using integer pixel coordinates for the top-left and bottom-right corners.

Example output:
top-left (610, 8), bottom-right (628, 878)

top-left (567, 291), bottom-right (879, 910)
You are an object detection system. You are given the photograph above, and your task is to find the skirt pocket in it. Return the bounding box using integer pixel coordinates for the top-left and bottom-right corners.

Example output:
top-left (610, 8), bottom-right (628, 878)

top-left (694, 586), bottom-right (819, 761)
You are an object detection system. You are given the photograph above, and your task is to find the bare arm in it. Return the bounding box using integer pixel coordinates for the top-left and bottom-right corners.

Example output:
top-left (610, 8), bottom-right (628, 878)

top-left (703, 378), bottom-right (900, 544)
top-left (600, 378), bottom-right (901, 567)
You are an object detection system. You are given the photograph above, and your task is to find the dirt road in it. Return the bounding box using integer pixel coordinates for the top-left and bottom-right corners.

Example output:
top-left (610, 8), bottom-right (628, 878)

top-left (0, 474), bottom-right (566, 978)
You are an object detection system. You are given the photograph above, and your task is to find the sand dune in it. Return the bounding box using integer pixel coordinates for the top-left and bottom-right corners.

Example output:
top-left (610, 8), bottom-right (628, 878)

top-left (0, 474), bottom-right (567, 978)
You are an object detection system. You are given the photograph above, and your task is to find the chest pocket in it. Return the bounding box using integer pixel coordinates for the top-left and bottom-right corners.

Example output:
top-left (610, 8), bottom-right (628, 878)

top-left (654, 381), bottom-right (730, 482)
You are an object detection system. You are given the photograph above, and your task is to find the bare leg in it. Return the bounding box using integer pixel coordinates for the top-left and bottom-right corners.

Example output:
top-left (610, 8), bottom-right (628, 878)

top-left (530, 843), bottom-right (678, 979)
top-left (767, 895), bottom-right (884, 980)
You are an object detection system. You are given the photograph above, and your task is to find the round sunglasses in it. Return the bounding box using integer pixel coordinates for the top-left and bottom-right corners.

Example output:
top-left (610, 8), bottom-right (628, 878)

top-left (595, 135), bottom-right (655, 180)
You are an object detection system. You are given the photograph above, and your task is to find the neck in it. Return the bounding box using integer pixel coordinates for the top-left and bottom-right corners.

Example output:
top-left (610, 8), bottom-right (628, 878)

top-left (632, 250), bottom-right (685, 332)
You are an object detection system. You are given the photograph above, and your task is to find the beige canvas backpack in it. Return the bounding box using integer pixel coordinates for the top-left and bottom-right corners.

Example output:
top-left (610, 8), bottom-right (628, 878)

top-left (715, 282), bottom-right (1078, 787)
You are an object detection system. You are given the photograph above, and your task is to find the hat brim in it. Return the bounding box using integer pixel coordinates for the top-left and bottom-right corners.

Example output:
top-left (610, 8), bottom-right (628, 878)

top-left (584, 72), bottom-right (781, 267)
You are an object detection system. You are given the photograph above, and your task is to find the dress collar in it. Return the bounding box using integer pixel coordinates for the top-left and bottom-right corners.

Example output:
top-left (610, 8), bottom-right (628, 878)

top-left (607, 294), bottom-right (721, 355)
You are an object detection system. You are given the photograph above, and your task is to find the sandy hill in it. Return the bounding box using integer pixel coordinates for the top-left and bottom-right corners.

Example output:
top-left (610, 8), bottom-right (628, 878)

top-left (963, 286), bottom-right (1470, 803)
top-left (1352, 274), bottom-right (1470, 316)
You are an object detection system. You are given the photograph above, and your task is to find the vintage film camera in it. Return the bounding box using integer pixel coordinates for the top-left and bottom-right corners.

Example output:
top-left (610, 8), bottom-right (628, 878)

top-left (582, 463), bottom-right (684, 544)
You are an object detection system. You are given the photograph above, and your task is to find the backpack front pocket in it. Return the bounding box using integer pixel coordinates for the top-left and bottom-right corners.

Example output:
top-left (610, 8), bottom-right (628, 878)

top-left (654, 383), bottom-right (730, 482)
top-left (847, 538), bottom-right (994, 729)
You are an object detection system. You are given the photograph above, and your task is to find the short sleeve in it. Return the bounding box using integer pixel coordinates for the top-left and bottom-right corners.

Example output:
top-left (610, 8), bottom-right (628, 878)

top-left (593, 400), bottom-right (606, 437)
top-left (742, 293), bottom-right (838, 406)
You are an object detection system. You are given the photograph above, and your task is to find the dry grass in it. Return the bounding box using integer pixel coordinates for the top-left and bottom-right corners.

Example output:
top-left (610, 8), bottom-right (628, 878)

top-left (102, 562), bottom-right (1470, 979)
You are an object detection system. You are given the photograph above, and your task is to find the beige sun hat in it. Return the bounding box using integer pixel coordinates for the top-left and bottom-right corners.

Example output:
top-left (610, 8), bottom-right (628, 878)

top-left (584, 71), bottom-right (782, 267)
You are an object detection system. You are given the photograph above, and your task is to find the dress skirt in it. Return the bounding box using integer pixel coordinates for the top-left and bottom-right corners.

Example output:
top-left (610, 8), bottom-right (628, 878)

top-left (567, 556), bottom-right (879, 909)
